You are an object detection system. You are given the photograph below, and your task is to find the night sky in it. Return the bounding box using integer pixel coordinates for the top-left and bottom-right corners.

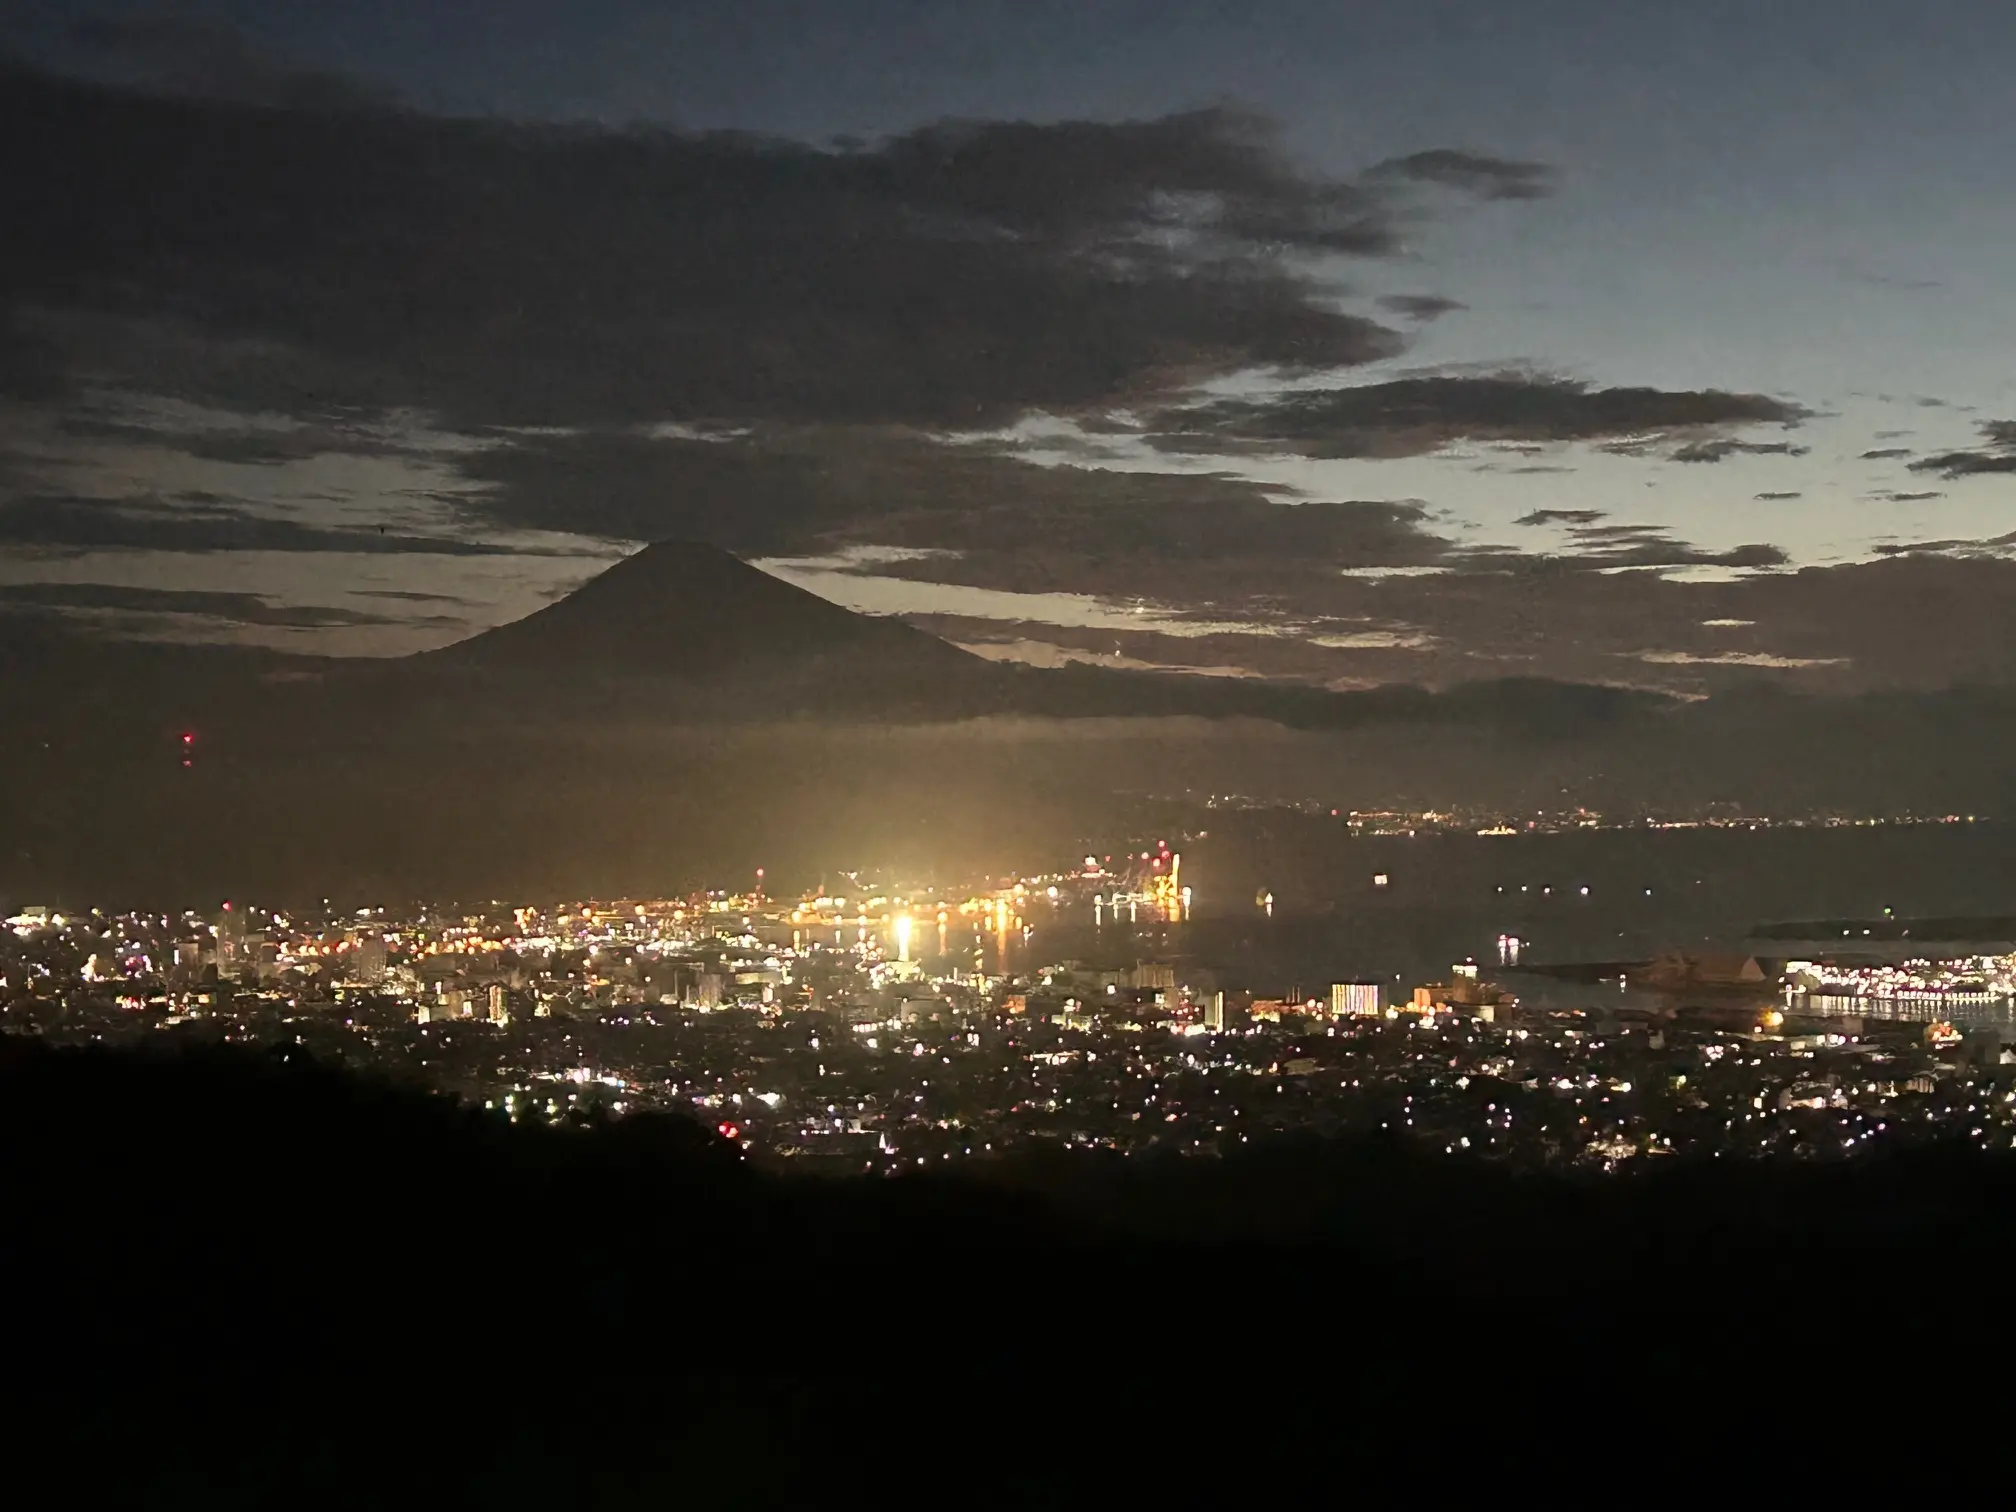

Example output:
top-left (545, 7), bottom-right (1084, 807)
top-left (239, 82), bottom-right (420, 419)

top-left (5, 2), bottom-right (2016, 693)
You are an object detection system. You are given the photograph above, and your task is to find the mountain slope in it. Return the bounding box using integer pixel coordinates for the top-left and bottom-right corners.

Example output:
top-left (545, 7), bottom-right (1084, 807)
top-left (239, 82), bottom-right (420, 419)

top-left (422, 541), bottom-right (981, 683)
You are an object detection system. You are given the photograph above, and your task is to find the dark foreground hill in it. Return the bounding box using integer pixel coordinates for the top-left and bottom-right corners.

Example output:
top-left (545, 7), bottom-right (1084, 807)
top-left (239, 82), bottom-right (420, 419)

top-left (8, 1039), bottom-right (2016, 1381)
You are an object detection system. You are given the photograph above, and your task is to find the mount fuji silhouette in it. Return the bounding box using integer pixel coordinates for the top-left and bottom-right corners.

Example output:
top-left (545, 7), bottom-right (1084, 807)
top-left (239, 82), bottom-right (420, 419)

top-left (424, 541), bottom-right (980, 684)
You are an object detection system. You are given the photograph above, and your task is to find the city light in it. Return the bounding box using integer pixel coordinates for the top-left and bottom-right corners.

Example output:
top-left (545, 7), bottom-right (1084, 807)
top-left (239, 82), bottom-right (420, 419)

top-left (10, 833), bottom-right (2016, 1179)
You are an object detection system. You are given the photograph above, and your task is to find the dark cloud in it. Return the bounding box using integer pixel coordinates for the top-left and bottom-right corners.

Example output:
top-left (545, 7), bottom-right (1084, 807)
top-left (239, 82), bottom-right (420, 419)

top-left (0, 41), bottom-right (1933, 707)
top-left (0, 309), bottom-right (71, 401)
top-left (1860, 447), bottom-right (1913, 459)
top-left (1376, 294), bottom-right (1467, 322)
top-left (463, 425), bottom-right (1460, 568)
top-left (1147, 374), bottom-right (1807, 460)
top-left (1564, 524), bottom-right (1657, 546)
top-left (0, 581), bottom-right (404, 628)
top-left (0, 62), bottom-right (1555, 430)
top-left (1754, 491), bottom-right (1802, 500)
top-left (0, 495), bottom-right (518, 555)
top-left (1669, 438), bottom-right (1809, 464)
top-left (1871, 490), bottom-right (1942, 503)
top-left (1559, 523), bottom-right (1787, 570)
top-left (1514, 508), bottom-right (1606, 526)
top-left (1873, 530), bottom-right (2016, 558)
top-left (116, 428), bottom-right (400, 468)
top-left (875, 492), bottom-right (1450, 569)
top-left (1910, 420), bottom-right (2016, 477)
top-left (439, 420), bottom-right (1801, 691)
top-left (465, 426), bottom-right (1796, 604)
top-left (1366, 150), bottom-right (1553, 201)
top-left (70, 17), bottom-right (396, 112)
top-left (1830, 262), bottom-right (1943, 292)
top-left (854, 549), bottom-right (2016, 697)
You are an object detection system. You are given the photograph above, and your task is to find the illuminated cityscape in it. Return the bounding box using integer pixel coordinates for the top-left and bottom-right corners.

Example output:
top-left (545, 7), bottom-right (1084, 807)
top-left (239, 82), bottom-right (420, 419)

top-left (22, 0), bottom-right (2016, 1441)
top-left (12, 836), bottom-right (2016, 1175)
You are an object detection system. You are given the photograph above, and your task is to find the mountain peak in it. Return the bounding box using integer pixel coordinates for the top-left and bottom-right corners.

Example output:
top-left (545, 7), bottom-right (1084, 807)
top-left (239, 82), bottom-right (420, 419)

top-left (425, 541), bottom-right (978, 680)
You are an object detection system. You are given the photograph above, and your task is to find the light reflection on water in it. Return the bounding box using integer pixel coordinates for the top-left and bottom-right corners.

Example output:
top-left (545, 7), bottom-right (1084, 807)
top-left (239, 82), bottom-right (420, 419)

top-left (918, 906), bottom-right (1183, 977)
top-left (1799, 992), bottom-right (2016, 1028)
top-left (894, 896), bottom-right (2016, 1030)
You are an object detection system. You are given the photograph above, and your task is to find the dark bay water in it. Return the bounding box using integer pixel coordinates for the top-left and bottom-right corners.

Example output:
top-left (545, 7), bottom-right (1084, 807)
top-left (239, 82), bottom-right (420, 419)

top-left (1049, 818), bottom-right (2016, 995)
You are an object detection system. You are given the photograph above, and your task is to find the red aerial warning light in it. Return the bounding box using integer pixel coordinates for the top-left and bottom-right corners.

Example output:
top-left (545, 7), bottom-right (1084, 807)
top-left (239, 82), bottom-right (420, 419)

top-left (717, 1122), bottom-right (740, 1140)
top-left (181, 732), bottom-right (195, 745)
top-left (222, 901), bottom-right (232, 912)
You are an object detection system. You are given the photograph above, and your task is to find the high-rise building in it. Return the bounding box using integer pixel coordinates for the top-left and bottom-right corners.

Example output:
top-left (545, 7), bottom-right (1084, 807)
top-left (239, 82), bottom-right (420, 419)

top-left (488, 982), bottom-right (509, 1026)
top-left (353, 934), bottom-right (388, 984)
top-left (1204, 991), bottom-right (1226, 1031)
top-left (1330, 981), bottom-right (1382, 1017)
top-left (248, 933), bottom-right (278, 984)
top-left (215, 904), bottom-right (244, 950)
top-left (214, 907), bottom-right (245, 978)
